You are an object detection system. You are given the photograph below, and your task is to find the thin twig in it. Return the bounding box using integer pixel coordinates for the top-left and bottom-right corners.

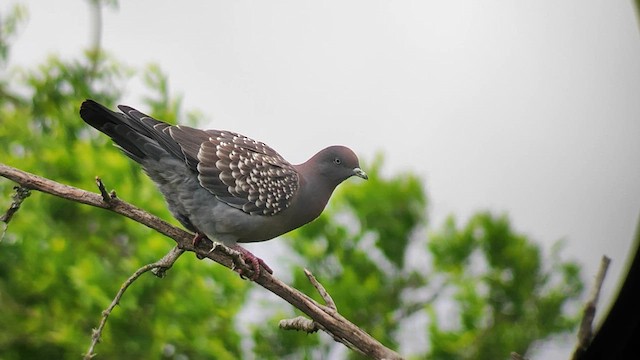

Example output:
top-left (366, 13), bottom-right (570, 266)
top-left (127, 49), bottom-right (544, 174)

top-left (95, 177), bottom-right (112, 203)
top-left (83, 246), bottom-right (184, 359)
top-left (510, 352), bottom-right (528, 360)
top-left (0, 186), bottom-right (31, 223)
top-left (280, 269), bottom-right (337, 333)
top-left (278, 269), bottom-right (367, 357)
top-left (571, 255), bottom-right (611, 360)
top-left (305, 268), bottom-right (337, 312)
top-left (0, 185), bottom-right (31, 242)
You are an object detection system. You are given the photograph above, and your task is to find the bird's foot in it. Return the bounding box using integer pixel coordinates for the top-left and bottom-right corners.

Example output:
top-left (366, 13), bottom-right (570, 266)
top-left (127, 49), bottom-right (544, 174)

top-left (194, 233), bottom-right (272, 280)
top-left (230, 244), bottom-right (273, 281)
top-left (192, 232), bottom-right (206, 247)
top-left (193, 233), bottom-right (208, 259)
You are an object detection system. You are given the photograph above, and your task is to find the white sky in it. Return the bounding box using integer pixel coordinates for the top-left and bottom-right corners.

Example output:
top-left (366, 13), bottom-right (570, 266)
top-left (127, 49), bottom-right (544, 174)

top-left (4, 0), bottom-right (640, 358)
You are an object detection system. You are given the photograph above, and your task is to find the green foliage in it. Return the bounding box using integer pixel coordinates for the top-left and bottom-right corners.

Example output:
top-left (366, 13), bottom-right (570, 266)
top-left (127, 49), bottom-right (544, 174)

top-left (427, 213), bottom-right (583, 359)
top-left (340, 156), bottom-right (427, 268)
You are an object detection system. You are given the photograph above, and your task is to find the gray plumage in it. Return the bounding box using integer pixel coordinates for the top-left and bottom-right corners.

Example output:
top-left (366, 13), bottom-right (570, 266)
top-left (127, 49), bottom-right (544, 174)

top-left (79, 100), bottom-right (367, 250)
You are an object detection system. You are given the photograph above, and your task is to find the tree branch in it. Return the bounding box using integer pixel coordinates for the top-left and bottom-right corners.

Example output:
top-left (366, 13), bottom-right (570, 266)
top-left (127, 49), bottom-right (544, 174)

top-left (571, 255), bottom-right (611, 360)
top-left (0, 162), bottom-right (403, 360)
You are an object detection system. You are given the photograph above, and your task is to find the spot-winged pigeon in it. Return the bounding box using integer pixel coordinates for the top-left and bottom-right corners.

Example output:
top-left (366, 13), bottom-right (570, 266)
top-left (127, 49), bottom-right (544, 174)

top-left (79, 100), bottom-right (367, 279)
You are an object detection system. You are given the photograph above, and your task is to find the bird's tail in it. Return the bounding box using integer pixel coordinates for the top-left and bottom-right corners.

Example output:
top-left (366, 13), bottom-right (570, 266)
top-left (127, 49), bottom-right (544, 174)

top-left (79, 99), bottom-right (167, 163)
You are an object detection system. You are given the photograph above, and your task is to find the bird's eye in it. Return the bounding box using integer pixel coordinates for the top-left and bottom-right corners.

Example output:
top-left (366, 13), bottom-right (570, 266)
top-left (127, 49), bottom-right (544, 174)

top-left (333, 158), bottom-right (342, 165)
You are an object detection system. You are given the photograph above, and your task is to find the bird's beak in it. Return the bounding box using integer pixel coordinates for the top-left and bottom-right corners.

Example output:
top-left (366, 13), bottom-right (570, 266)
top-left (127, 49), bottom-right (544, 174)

top-left (353, 167), bottom-right (368, 180)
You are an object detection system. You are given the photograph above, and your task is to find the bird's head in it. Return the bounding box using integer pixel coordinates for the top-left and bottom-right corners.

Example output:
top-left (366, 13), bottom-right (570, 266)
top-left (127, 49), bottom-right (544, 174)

top-left (310, 145), bottom-right (368, 186)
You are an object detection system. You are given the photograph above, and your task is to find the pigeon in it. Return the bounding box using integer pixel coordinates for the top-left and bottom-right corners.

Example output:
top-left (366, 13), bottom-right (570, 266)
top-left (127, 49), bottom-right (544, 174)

top-left (79, 100), bottom-right (367, 279)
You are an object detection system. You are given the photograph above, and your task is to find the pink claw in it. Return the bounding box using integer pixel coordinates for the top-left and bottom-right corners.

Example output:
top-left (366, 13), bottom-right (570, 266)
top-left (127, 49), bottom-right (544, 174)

top-left (231, 245), bottom-right (273, 280)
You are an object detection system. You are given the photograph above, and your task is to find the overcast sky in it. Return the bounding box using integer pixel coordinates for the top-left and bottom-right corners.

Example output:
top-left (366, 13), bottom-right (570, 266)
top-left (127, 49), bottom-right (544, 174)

top-left (4, 0), bottom-right (640, 358)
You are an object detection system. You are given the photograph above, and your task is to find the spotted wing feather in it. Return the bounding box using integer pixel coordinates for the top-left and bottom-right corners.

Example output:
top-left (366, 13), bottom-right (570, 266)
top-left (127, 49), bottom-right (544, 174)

top-left (191, 131), bottom-right (299, 216)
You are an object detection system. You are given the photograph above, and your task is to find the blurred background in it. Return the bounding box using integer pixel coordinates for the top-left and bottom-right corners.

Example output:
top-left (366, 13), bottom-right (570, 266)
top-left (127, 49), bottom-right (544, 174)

top-left (1, 1), bottom-right (639, 359)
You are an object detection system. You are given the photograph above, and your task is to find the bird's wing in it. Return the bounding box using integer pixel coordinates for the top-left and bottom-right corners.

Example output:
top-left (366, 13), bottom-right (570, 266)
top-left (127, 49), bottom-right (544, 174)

top-left (169, 126), bottom-right (300, 216)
